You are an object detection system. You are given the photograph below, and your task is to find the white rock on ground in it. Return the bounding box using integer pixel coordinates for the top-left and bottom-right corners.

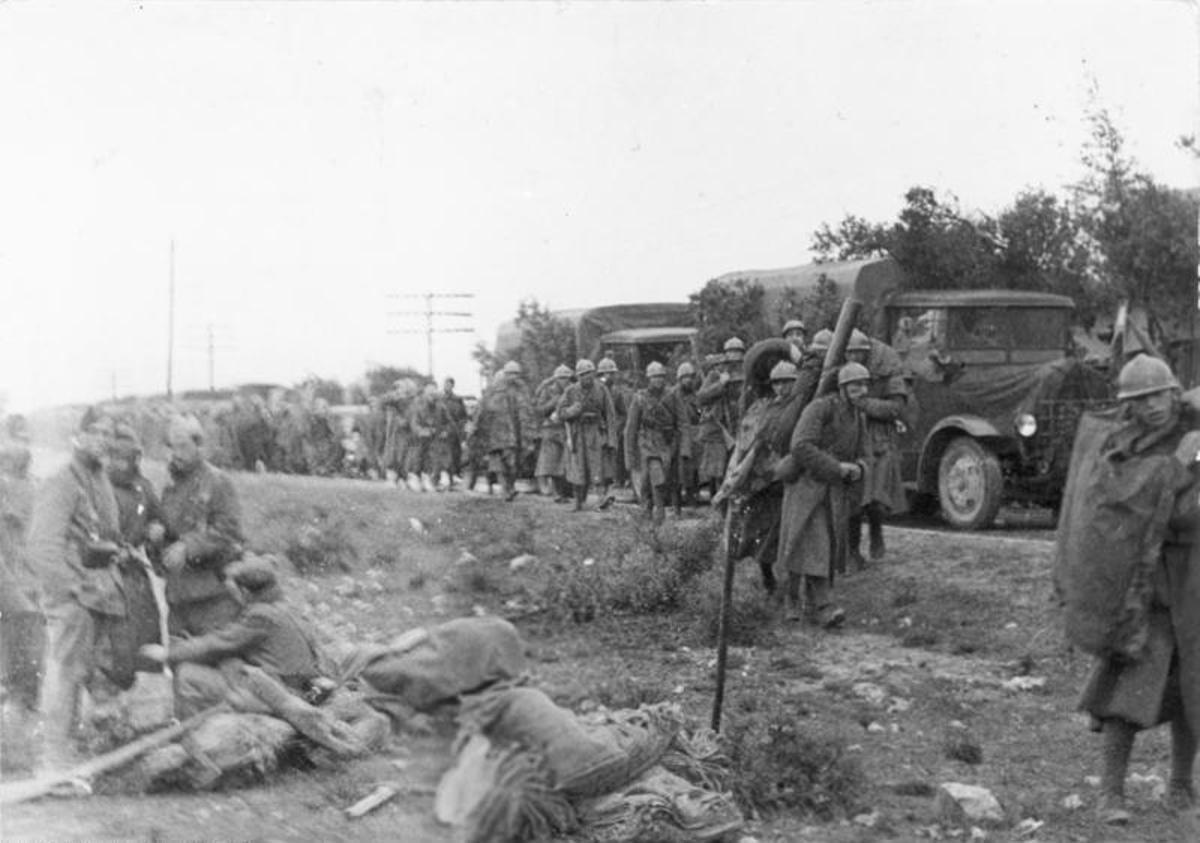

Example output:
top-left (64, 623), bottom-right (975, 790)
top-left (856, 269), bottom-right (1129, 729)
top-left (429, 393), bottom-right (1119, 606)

top-left (508, 553), bottom-right (537, 570)
top-left (936, 782), bottom-right (1005, 825)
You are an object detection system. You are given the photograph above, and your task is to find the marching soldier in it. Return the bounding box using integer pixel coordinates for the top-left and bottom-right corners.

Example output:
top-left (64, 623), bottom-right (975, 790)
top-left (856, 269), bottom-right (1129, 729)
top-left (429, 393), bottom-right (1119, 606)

top-left (625, 361), bottom-right (690, 526)
top-left (442, 378), bottom-right (468, 488)
top-left (478, 361), bottom-right (538, 501)
top-left (534, 364), bottom-right (574, 502)
top-left (557, 359), bottom-right (618, 511)
top-left (845, 329), bottom-right (910, 565)
top-left (668, 360), bottom-right (702, 513)
top-left (773, 364), bottom-right (870, 627)
top-left (598, 358), bottom-right (633, 491)
top-left (696, 338), bottom-right (745, 498)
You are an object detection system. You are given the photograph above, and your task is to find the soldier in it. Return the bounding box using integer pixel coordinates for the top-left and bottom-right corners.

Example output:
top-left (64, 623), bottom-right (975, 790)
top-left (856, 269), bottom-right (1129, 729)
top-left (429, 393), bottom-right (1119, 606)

top-left (442, 378), bottom-right (468, 488)
top-left (1, 426), bottom-right (41, 752)
top-left (407, 383), bottom-right (451, 492)
top-left (354, 395), bottom-right (389, 480)
top-left (845, 329), bottom-right (910, 566)
top-left (106, 423), bottom-right (167, 687)
top-left (773, 364), bottom-right (869, 627)
top-left (726, 360), bottom-right (806, 594)
top-left (782, 318), bottom-right (808, 356)
top-left (668, 360), bottom-right (702, 514)
top-left (382, 380), bottom-right (416, 486)
top-left (696, 338), bottom-right (745, 498)
top-left (478, 361), bottom-right (538, 501)
top-left (160, 414), bottom-right (245, 636)
top-left (29, 409), bottom-right (124, 773)
top-left (598, 357), bottom-right (633, 492)
top-left (534, 364), bottom-right (574, 502)
top-left (625, 361), bottom-right (690, 526)
top-left (557, 359), bottom-right (619, 511)
top-left (1069, 356), bottom-right (1200, 824)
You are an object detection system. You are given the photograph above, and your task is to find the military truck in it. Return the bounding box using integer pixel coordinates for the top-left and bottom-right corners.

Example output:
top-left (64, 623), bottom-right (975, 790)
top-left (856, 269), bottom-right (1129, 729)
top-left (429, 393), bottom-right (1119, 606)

top-left (720, 257), bottom-right (1112, 528)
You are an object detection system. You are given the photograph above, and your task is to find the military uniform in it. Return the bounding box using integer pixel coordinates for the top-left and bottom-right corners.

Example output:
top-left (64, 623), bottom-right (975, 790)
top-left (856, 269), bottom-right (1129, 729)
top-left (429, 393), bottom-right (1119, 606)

top-left (533, 376), bottom-right (571, 494)
top-left (625, 381), bottom-right (690, 524)
top-left (29, 449), bottom-right (125, 769)
top-left (1, 443), bottom-right (41, 714)
top-left (478, 376), bottom-right (538, 499)
top-left (696, 373), bottom-right (742, 489)
top-left (108, 457), bottom-right (166, 684)
top-left (406, 392), bottom-right (452, 484)
top-left (557, 376), bottom-right (618, 507)
top-left (161, 459), bottom-right (245, 635)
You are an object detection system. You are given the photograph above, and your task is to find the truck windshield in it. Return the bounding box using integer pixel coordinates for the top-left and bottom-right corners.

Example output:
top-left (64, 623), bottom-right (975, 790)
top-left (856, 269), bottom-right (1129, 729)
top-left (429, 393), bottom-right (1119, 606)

top-left (946, 307), bottom-right (1068, 350)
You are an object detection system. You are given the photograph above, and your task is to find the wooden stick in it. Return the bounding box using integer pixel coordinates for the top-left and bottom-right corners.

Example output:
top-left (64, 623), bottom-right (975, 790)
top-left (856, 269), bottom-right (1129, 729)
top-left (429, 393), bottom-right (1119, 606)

top-left (0, 703), bottom-right (228, 806)
top-left (345, 783), bottom-right (399, 818)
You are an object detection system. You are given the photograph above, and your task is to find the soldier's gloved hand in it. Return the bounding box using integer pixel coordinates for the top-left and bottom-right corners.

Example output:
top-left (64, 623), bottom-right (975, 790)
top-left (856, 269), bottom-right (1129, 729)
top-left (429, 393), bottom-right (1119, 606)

top-left (839, 461), bottom-right (863, 483)
top-left (163, 541), bottom-right (189, 572)
top-left (1174, 430), bottom-right (1200, 467)
top-left (146, 521), bottom-right (166, 545)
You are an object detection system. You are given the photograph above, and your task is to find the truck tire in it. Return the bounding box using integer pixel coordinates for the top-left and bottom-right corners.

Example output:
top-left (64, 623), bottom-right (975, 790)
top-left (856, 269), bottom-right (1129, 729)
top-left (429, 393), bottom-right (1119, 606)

top-left (936, 436), bottom-right (1003, 530)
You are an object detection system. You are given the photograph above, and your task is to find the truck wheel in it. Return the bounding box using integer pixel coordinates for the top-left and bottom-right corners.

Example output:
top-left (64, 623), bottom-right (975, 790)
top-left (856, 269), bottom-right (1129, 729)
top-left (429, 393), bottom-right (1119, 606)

top-left (937, 436), bottom-right (1003, 530)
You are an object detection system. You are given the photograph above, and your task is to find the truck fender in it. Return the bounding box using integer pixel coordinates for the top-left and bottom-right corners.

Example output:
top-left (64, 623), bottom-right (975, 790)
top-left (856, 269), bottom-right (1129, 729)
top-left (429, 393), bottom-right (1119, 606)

top-left (916, 415), bottom-right (1003, 493)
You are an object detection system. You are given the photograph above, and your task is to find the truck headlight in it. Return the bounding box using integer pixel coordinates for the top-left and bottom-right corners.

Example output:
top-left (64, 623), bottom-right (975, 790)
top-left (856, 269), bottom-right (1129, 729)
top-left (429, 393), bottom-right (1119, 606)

top-left (1015, 413), bottom-right (1038, 438)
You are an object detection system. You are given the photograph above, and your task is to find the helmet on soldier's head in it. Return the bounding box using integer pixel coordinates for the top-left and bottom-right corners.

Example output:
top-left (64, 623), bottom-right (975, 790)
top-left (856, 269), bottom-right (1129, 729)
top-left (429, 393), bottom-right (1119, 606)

top-left (848, 330), bottom-right (872, 352)
top-left (769, 361), bottom-right (798, 381)
top-left (597, 358), bottom-right (618, 374)
top-left (837, 362), bottom-right (871, 387)
top-left (1116, 354), bottom-right (1180, 401)
top-left (723, 337), bottom-right (746, 356)
top-left (646, 361), bottom-right (667, 379)
top-left (809, 329), bottom-right (833, 352)
top-left (575, 359), bottom-right (596, 376)
top-left (553, 364), bottom-right (573, 380)
top-left (676, 361), bottom-right (696, 378)
top-left (782, 319), bottom-right (807, 337)
top-left (502, 360), bottom-right (522, 376)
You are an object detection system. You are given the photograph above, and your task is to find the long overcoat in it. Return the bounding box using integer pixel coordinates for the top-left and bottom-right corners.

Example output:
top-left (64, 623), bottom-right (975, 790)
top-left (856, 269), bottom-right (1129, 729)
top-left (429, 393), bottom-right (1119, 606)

top-left (696, 374), bottom-right (742, 483)
top-left (160, 459), bottom-right (244, 605)
top-left (625, 386), bottom-right (690, 486)
top-left (1077, 408), bottom-right (1200, 739)
top-left (480, 381), bottom-right (538, 454)
top-left (775, 393), bottom-right (865, 581)
top-left (860, 339), bottom-right (910, 514)
top-left (533, 377), bottom-right (569, 478)
top-left (557, 380), bottom-right (617, 486)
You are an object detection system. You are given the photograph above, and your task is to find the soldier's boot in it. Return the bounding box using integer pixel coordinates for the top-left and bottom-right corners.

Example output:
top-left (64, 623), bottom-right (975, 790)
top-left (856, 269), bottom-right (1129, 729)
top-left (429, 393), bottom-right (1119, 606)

top-left (804, 575), bottom-right (845, 628)
top-left (759, 555), bottom-right (777, 595)
top-left (847, 513), bottom-right (867, 571)
top-left (572, 485), bottom-right (586, 512)
top-left (1168, 715), bottom-right (1198, 813)
top-left (554, 478), bottom-right (572, 503)
top-left (598, 483), bottom-right (615, 510)
top-left (503, 472), bottom-right (519, 502)
top-left (1098, 718), bottom-right (1135, 824)
top-left (867, 504), bottom-right (886, 561)
top-left (783, 574), bottom-right (802, 622)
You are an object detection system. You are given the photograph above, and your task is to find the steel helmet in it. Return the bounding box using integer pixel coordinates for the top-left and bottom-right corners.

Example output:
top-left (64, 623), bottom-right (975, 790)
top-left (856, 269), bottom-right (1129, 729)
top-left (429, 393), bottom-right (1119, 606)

top-left (847, 329), bottom-right (872, 352)
top-left (1116, 354), bottom-right (1180, 401)
top-left (646, 361), bottom-right (667, 378)
top-left (782, 319), bottom-right (807, 337)
top-left (676, 361), bottom-right (696, 378)
top-left (723, 337), bottom-right (746, 355)
top-left (597, 358), bottom-right (618, 374)
top-left (575, 358), bottom-right (597, 375)
top-left (809, 329), bottom-right (833, 351)
top-left (769, 361), bottom-right (799, 381)
top-left (501, 360), bottom-right (522, 376)
top-left (837, 362), bottom-right (871, 387)
top-left (553, 364), bottom-right (573, 379)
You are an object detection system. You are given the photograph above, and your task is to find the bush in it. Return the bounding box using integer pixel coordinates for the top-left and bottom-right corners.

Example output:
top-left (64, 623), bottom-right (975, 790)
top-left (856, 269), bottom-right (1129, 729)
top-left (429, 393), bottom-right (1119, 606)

top-left (725, 713), bottom-right (866, 819)
top-left (688, 563), bottom-right (776, 648)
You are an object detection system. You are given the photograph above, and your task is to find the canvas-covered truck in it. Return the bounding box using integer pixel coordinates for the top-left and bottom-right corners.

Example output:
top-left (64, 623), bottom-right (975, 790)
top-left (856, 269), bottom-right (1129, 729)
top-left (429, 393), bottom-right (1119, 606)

top-left (721, 257), bottom-right (1113, 528)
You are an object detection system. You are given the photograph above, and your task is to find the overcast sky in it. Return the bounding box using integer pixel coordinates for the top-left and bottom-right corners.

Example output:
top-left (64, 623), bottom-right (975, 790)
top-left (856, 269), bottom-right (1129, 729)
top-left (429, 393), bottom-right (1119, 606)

top-left (1, 1), bottom-right (1196, 411)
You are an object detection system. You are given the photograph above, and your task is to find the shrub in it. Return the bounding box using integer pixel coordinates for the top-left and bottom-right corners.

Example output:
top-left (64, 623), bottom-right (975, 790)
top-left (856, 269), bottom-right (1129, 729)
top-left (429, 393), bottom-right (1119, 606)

top-left (725, 713), bottom-right (866, 819)
top-left (283, 512), bottom-right (357, 575)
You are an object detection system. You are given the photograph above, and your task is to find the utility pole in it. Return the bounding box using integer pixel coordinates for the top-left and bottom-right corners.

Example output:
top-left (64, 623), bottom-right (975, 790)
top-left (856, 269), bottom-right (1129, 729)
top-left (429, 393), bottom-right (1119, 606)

top-left (166, 239), bottom-right (175, 399)
top-left (387, 292), bottom-right (475, 378)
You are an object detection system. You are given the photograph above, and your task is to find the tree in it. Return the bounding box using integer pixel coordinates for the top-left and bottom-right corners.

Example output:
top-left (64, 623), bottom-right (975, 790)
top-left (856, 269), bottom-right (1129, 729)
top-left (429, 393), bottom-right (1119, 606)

top-left (501, 299), bottom-right (577, 385)
top-left (362, 364), bottom-right (430, 397)
top-left (688, 278), bottom-right (772, 353)
top-left (295, 375), bottom-right (346, 405)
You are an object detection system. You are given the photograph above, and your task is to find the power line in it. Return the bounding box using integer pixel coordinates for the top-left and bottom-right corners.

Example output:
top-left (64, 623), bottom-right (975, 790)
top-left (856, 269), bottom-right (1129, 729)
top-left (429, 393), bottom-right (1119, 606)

top-left (386, 292), bottom-right (475, 377)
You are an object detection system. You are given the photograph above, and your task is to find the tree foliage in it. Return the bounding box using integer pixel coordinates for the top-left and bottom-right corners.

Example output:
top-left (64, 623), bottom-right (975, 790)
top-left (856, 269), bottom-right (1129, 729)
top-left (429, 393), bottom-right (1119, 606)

top-left (688, 278), bottom-right (773, 353)
top-left (295, 375), bottom-right (346, 405)
top-left (362, 364), bottom-right (430, 397)
top-left (502, 299), bottom-right (577, 385)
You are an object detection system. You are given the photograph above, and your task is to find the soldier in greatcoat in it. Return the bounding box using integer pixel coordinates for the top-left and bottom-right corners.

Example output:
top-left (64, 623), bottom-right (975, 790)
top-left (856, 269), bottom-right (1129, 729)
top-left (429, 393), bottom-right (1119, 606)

top-left (696, 338), bottom-right (746, 498)
top-left (534, 365), bottom-right (573, 502)
top-left (773, 364), bottom-right (870, 627)
top-left (160, 415), bottom-right (245, 637)
top-left (845, 329), bottom-right (910, 565)
top-left (625, 362), bottom-right (690, 525)
top-left (667, 361), bottom-right (702, 514)
top-left (1068, 356), bottom-right (1200, 824)
top-left (598, 357), bottom-right (634, 492)
top-left (477, 361), bottom-right (538, 501)
top-left (441, 378), bottom-right (468, 487)
top-left (29, 409), bottom-right (124, 772)
top-left (557, 359), bottom-right (618, 511)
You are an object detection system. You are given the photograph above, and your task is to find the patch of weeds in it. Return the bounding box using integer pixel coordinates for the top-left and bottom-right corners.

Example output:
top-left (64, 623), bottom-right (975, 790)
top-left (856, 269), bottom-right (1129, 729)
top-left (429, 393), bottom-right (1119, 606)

top-left (890, 579), bottom-right (920, 608)
top-left (900, 628), bottom-right (940, 648)
top-left (445, 561), bottom-right (502, 595)
top-left (591, 675), bottom-right (671, 710)
top-left (284, 509), bottom-right (358, 574)
top-left (725, 713), bottom-right (865, 819)
top-left (407, 570), bottom-right (428, 590)
top-left (688, 564), bottom-right (775, 648)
